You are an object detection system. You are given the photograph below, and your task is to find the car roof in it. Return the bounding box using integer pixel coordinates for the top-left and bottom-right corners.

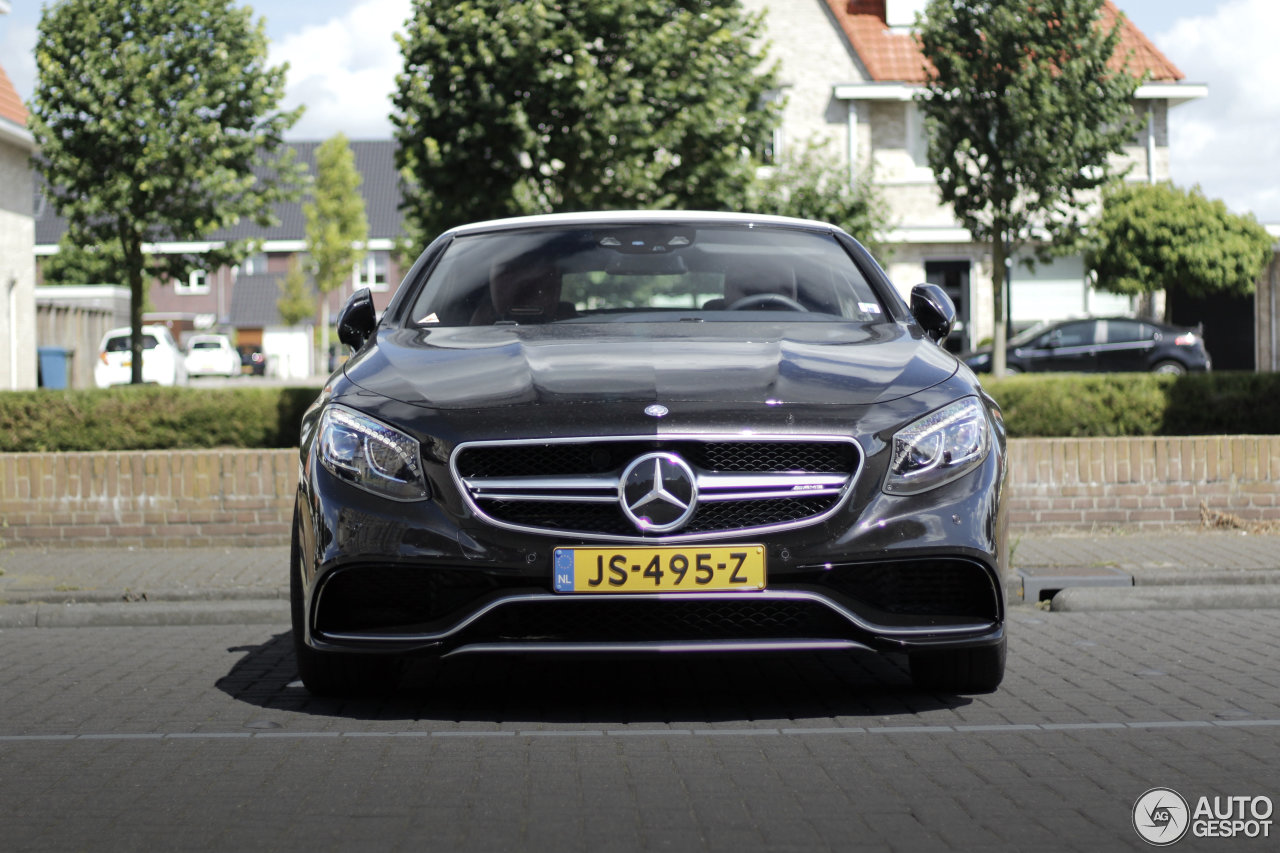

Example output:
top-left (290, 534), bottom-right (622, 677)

top-left (441, 210), bottom-right (846, 240)
top-left (102, 325), bottom-right (170, 338)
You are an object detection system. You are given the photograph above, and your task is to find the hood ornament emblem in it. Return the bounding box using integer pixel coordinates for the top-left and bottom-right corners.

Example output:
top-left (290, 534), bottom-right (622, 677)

top-left (644, 404), bottom-right (669, 418)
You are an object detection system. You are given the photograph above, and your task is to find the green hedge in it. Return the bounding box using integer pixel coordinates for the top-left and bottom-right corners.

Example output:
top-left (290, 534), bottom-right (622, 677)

top-left (0, 386), bottom-right (319, 452)
top-left (0, 373), bottom-right (1276, 451)
top-left (983, 372), bottom-right (1280, 438)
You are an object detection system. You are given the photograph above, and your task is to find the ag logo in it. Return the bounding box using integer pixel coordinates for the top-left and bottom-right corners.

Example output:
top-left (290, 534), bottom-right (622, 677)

top-left (1134, 788), bottom-right (1190, 846)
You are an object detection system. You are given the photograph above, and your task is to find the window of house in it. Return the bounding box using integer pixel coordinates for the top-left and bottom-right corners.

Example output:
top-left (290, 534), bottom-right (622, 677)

top-left (241, 253), bottom-right (269, 276)
top-left (757, 90), bottom-right (785, 164)
top-left (176, 269), bottom-right (210, 295)
top-left (906, 103), bottom-right (930, 167)
top-left (354, 251), bottom-right (390, 292)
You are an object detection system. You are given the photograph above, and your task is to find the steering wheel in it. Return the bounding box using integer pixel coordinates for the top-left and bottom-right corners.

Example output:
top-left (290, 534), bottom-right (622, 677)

top-left (726, 293), bottom-right (809, 312)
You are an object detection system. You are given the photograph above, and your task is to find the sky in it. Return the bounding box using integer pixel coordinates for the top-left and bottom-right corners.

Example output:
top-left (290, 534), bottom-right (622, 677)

top-left (2, 0), bottom-right (1277, 222)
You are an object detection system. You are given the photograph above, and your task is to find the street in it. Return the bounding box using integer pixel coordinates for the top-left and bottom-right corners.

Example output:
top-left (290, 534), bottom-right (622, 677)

top-left (2, 608), bottom-right (1278, 852)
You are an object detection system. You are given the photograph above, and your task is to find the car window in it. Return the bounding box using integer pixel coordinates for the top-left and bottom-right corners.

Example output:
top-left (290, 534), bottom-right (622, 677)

top-left (105, 334), bottom-right (159, 352)
top-left (1043, 321), bottom-right (1096, 348)
top-left (409, 225), bottom-right (886, 326)
top-left (191, 340), bottom-right (221, 350)
top-left (1103, 320), bottom-right (1149, 343)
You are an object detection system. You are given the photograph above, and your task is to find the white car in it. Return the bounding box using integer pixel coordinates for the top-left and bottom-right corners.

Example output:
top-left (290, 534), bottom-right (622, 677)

top-left (94, 326), bottom-right (187, 388)
top-left (184, 334), bottom-right (241, 378)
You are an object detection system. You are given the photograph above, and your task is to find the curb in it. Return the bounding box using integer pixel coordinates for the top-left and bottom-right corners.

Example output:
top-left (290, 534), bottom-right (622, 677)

top-left (1051, 585), bottom-right (1280, 612)
top-left (0, 600), bottom-right (289, 629)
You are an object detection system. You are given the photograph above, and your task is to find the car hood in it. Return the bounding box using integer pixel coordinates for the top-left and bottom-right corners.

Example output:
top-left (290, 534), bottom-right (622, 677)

top-left (341, 322), bottom-right (958, 410)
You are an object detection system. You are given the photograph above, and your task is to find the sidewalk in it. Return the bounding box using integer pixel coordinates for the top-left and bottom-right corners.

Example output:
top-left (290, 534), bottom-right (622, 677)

top-left (1, 528), bottom-right (1279, 627)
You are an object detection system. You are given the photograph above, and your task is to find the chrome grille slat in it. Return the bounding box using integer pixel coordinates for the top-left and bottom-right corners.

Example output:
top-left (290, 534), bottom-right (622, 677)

top-left (452, 434), bottom-right (863, 542)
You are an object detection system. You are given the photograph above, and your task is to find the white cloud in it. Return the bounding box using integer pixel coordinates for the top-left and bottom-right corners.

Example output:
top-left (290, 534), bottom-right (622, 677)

top-left (270, 0), bottom-right (412, 140)
top-left (1156, 0), bottom-right (1280, 222)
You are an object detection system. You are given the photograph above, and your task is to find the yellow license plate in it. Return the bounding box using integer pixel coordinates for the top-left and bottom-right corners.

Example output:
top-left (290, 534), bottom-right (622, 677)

top-left (553, 546), bottom-right (765, 593)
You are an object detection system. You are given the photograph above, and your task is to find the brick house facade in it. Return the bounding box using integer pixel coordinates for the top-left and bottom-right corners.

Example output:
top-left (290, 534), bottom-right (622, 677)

top-left (34, 140), bottom-right (406, 378)
top-left (742, 0), bottom-right (1208, 353)
top-left (0, 46), bottom-right (37, 390)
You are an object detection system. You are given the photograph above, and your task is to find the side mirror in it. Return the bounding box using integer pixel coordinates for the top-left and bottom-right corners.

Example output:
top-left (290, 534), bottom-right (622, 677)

top-left (337, 288), bottom-right (377, 350)
top-left (909, 283), bottom-right (956, 344)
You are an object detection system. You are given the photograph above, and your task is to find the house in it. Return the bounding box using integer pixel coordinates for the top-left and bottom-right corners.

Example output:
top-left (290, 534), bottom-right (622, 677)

top-left (0, 19), bottom-right (38, 391)
top-left (744, 0), bottom-right (1207, 352)
top-left (34, 140), bottom-right (406, 379)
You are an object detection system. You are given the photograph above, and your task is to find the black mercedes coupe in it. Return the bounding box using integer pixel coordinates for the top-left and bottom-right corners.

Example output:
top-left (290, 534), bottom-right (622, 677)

top-left (292, 211), bottom-right (1009, 695)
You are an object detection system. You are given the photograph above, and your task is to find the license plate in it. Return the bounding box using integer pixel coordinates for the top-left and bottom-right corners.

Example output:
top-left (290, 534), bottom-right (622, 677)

top-left (553, 545), bottom-right (765, 593)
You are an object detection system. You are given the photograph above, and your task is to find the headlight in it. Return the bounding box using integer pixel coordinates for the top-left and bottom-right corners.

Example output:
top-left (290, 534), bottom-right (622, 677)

top-left (883, 397), bottom-right (990, 495)
top-left (317, 405), bottom-right (429, 501)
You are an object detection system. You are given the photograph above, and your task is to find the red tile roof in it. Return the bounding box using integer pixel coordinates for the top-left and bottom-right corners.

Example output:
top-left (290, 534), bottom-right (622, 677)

top-left (0, 61), bottom-right (29, 127)
top-left (826, 1), bottom-right (1183, 84)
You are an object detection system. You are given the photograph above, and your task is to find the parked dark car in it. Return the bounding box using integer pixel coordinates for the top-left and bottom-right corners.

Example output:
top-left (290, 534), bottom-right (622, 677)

top-left (291, 211), bottom-right (1009, 697)
top-left (236, 345), bottom-right (266, 376)
top-left (961, 317), bottom-right (1211, 374)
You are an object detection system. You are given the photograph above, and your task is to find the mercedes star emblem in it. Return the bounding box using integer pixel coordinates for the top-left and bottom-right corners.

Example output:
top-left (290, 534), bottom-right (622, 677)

top-left (619, 452), bottom-right (698, 533)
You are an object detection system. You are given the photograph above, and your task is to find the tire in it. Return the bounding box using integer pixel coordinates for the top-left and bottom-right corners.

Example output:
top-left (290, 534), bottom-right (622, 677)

top-left (909, 637), bottom-right (1006, 694)
top-left (290, 514), bottom-right (401, 697)
top-left (1152, 360), bottom-right (1187, 375)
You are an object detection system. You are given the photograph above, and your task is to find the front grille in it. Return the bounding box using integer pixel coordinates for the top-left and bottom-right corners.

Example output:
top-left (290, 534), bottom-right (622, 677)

top-left (455, 598), bottom-right (856, 644)
top-left (455, 440), bottom-right (856, 479)
top-left (453, 436), bottom-right (861, 541)
top-left (486, 495), bottom-right (836, 537)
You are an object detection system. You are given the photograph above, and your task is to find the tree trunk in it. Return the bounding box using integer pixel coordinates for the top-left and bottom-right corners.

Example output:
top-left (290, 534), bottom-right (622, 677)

top-left (320, 297), bottom-right (330, 377)
top-left (121, 229), bottom-right (146, 385)
top-left (991, 236), bottom-right (1008, 378)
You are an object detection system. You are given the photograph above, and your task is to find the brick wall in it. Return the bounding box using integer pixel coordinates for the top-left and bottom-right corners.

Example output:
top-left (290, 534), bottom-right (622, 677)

top-left (0, 450), bottom-right (297, 548)
top-left (1006, 436), bottom-right (1279, 529)
top-left (0, 438), bottom-right (1276, 547)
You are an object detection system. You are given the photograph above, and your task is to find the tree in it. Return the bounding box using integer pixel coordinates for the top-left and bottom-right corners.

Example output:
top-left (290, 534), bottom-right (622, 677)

top-left (747, 139), bottom-right (890, 252)
top-left (392, 0), bottom-right (779, 242)
top-left (277, 257), bottom-right (316, 328)
top-left (917, 0), bottom-right (1141, 375)
top-left (41, 230), bottom-right (129, 287)
top-left (304, 134), bottom-right (368, 365)
top-left (1088, 182), bottom-right (1273, 316)
top-left (29, 0), bottom-right (303, 384)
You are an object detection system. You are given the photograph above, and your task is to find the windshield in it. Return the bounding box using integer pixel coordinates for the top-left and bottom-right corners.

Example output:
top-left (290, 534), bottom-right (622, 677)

top-left (408, 225), bottom-right (886, 326)
top-left (105, 334), bottom-right (159, 352)
top-left (1008, 322), bottom-right (1052, 348)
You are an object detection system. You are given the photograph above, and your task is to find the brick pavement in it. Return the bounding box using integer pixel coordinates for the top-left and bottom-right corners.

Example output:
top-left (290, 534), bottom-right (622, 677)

top-left (1, 610), bottom-right (1278, 851)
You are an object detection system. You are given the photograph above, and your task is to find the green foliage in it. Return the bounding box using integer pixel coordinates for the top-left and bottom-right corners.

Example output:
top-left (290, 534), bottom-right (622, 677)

top-left (983, 373), bottom-right (1280, 437)
top-left (1, 375), bottom-right (1276, 450)
top-left (746, 139), bottom-right (890, 250)
top-left (29, 0), bottom-right (304, 383)
top-left (306, 134), bottom-right (369, 298)
top-left (1088, 182), bottom-right (1273, 300)
top-left (917, 0), bottom-right (1141, 374)
top-left (41, 232), bottom-right (129, 286)
top-left (392, 0), bottom-right (780, 241)
top-left (0, 387), bottom-right (319, 453)
top-left (276, 258), bottom-right (316, 327)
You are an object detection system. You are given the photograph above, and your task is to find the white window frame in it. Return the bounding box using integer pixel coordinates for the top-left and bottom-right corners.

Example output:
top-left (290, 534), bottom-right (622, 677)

top-left (176, 269), bottom-right (210, 295)
top-left (354, 252), bottom-right (390, 292)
